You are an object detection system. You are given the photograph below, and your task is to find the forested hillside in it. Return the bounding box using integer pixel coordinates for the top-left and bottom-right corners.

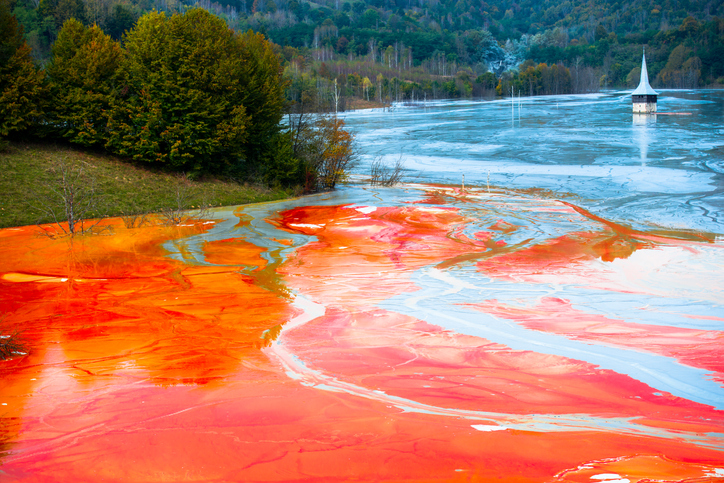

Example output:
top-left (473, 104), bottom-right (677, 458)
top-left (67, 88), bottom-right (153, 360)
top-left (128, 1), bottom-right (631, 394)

top-left (1, 0), bottom-right (722, 226)
top-left (7, 0), bottom-right (724, 106)
top-left (2, 3), bottom-right (357, 191)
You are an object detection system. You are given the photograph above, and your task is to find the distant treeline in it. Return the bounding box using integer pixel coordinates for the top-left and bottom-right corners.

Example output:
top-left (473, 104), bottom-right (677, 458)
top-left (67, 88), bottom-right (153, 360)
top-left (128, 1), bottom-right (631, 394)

top-left (280, 13), bottom-right (723, 107)
top-left (253, 0), bottom-right (724, 94)
top-left (4, 0), bottom-right (723, 143)
top-left (1, 3), bottom-right (356, 189)
top-left (229, 0), bottom-right (723, 100)
top-left (7, 0), bottom-right (724, 104)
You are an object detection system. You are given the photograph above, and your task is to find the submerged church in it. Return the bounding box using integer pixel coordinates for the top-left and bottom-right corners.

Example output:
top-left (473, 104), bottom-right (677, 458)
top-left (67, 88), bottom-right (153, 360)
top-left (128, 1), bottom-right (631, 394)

top-left (632, 51), bottom-right (658, 113)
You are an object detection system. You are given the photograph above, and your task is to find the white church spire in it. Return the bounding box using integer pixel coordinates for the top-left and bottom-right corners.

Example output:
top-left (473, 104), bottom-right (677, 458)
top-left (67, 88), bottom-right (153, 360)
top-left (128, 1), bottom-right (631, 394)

top-left (632, 50), bottom-right (658, 96)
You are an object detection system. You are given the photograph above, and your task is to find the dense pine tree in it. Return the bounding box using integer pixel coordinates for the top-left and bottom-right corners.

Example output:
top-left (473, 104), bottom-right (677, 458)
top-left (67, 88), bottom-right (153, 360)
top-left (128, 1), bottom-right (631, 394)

top-left (0, 0), bottom-right (44, 147)
top-left (105, 8), bottom-right (285, 177)
top-left (45, 19), bottom-right (122, 146)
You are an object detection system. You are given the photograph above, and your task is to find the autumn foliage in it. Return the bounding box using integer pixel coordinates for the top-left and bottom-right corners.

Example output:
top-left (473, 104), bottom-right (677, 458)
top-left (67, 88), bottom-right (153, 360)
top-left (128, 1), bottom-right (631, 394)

top-left (302, 117), bottom-right (357, 191)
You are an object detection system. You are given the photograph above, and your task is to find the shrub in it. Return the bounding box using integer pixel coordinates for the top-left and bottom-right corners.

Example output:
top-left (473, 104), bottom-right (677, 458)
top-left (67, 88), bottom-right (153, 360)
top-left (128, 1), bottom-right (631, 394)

top-left (290, 116), bottom-right (358, 191)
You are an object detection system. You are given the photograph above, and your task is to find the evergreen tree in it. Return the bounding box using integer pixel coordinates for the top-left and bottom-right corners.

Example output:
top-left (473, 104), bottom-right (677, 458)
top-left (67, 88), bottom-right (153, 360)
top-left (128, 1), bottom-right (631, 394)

top-left (0, 0), bottom-right (44, 147)
top-left (37, 0), bottom-right (86, 40)
top-left (105, 8), bottom-right (286, 177)
top-left (45, 19), bottom-right (123, 146)
top-left (106, 4), bottom-right (137, 41)
top-left (235, 29), bottom-right (287, 170)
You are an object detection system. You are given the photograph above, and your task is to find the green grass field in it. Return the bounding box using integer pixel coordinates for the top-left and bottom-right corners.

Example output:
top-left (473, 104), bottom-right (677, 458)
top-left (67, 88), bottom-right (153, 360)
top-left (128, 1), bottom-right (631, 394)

top-left (0, 141), bottom-right (298, 229)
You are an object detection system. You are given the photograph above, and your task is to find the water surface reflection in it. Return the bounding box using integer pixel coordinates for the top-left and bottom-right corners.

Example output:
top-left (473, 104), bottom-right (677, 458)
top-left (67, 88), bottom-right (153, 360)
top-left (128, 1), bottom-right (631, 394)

top-left (1, 93), bottom-right (723, 481)
top-left (343, 90), bottom-right (724, 234)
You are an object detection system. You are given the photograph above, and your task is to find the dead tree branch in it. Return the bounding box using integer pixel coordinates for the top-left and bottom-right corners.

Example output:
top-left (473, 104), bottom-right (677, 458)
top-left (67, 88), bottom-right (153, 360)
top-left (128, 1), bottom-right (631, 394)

top-left (28, 159), bottom-right (109, 238)
top-left (370, 155), bottom-right (405, 187)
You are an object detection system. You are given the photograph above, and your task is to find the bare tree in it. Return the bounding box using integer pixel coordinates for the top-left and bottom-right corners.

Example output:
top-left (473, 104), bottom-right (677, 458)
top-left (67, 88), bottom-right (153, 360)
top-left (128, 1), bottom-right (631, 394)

top-left (160, 174), bottom-right (214, 225)
top-left (332, 78), bottom-right (340, 116)
top-left (370, 155), bottom-right (405, 186)
top-left (28, 159), bottom-right (108, 238)
top-left (120, 207), bottom-right (151, 229)
top-left (0, 316), bottom-right (26, 360)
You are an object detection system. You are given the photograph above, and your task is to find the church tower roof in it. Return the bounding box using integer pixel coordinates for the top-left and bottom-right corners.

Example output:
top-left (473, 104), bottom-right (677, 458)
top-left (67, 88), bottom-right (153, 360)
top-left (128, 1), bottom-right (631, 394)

top-left (632, 50), bottom-right (658, 96)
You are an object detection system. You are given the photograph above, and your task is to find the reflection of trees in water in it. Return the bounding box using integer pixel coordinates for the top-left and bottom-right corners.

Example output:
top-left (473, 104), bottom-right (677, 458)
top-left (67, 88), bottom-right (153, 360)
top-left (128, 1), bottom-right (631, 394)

top-left (0, 319), bottom-right (26, 361)
top-left (0, 221), bottom-right (293, 389)
top-left (0, 416), bottom-right (22, 461)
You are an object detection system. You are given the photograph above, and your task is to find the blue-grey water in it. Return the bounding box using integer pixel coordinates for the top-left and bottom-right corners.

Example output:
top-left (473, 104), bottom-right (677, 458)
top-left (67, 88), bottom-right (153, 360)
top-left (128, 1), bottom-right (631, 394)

top-left (167, 91), bottom-right (724, 430)
top-left (342, 90), bottom-right (724, 235)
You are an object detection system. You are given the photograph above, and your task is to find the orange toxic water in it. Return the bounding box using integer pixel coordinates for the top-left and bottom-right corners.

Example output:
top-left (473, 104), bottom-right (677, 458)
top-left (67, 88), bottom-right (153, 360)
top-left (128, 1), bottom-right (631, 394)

top-left (1, 186), bottom-right (723, 481)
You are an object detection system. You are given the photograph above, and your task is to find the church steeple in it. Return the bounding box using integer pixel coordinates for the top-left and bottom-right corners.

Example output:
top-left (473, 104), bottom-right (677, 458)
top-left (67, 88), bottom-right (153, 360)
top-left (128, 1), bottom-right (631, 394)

top-left (632, 49), bottom-right (658, 113)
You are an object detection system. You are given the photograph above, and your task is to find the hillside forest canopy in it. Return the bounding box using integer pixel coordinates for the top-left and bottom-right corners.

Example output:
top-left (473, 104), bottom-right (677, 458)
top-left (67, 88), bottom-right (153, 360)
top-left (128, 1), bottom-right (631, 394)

top-left (1, 0), bottom-right (723, 182)
top-left (7, 0), bottom-right (724, 105)
top-left (1, 1), bottom-right (357, 187)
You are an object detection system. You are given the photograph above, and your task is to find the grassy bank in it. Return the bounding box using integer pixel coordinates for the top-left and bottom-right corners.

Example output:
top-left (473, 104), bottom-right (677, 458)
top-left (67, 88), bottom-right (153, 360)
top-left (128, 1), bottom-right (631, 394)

top-left (0, 141), bottom-right (298, 230)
